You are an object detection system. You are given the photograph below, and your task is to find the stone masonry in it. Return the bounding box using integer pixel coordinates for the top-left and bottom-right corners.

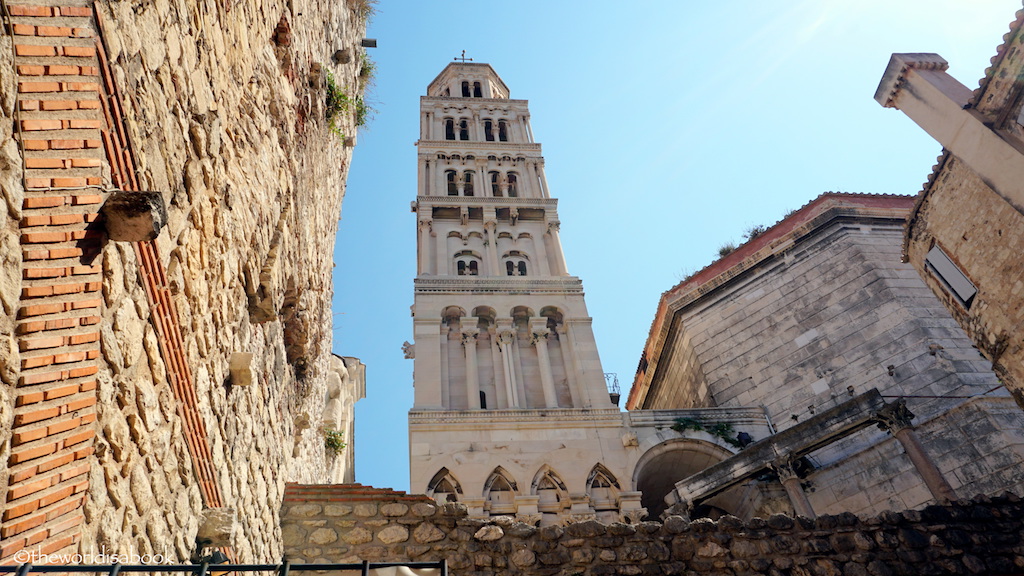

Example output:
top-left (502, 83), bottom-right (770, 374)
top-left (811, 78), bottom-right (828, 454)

top-left (1, 0), bottom-right (369, 563)
top-left (281, 483), bottom-right (1024, 576)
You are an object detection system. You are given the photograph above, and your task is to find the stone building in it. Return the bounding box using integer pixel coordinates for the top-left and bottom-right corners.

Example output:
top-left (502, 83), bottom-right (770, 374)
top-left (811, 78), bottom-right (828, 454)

top-left (874, 11), bottom-right (1024, 407)
top-left (0, 0), bottom-right (368, 564)
top-left (627, 193), bottom-right (1024, 519)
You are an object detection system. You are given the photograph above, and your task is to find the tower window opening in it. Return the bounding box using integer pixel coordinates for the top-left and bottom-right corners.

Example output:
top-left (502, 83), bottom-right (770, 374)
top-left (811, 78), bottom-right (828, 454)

top-left (463, 172), bottom-right (475, 196)
top-left (459, 119), bottom-right (469, 140)
top-left (489, 171), bottom-right (501, 197)
top-left (446, 170), bottom-right (458, 196)
top-left (444, 118), bottom-right (455, 140)
top-left (473, 82), bottom-right (482, 97)
top-left (518, 261), bottom-right (527, 276)
top-left (498, 120), bottom-right (509, 142)
top-left (506, 261), bottom-right (514, 276)
top-left (479, 390), bottom-right (487, 409)
top-left (507, 172), bottom-right (519, 197)
top-left (462, 81), bottom-right (471, 97)
top-left (484, 120), bottom-right (495, 142)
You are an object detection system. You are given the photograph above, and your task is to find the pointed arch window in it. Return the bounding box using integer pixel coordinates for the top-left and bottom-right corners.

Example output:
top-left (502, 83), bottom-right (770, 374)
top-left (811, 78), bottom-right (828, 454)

top-left (532, 468), bottom-right (569, 514)
top-left (587, 465), bottom-right (621, 511)
top-left (484, 467), bottom-right (518, 514)
top-left (427, 468), bottom-right (463, 503)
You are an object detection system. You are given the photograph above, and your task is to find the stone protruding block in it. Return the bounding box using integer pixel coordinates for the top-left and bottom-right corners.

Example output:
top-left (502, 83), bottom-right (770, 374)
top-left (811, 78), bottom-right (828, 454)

top-left (196, 507), bottom-right (237, 547)
top-left (101, 190), bottom-right (167, 241)
top-left (229, 352), bottom-right (254, 386)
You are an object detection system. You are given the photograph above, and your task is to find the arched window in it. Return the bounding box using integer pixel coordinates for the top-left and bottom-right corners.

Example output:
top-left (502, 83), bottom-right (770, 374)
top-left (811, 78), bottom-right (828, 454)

top-left (518, 261), bottom-right (527, 276)
top-left (459, 119), bottom-right (469, 140)
top-left (489, 171), bottom-right (501, 197)
top-left (461, 81), bottom-right (471, 97)
top-left (507, 172), bottom-right (519, 197)
top-left (504, 251), bottom-right (528, 276)
top-left (445, 170), bottom-right (457, 196)
top-left (484, 120), bottom-right (495, 142)
top-left (427, 468), bottom-right (463, 503)
top-left (484, 467), bottom-right (518, 515)
top-left (444, 118), bottom-right (455, 140)
top-left (473, 82), bottom-right (482, 98)
top-left (505, 261), bottom-right (514, 276)
top-left (455, 251), bottom-right (481, 276)
top-left (498, 120), bottom-right (509, 142)
top-left (463, 171), bottom-right (475, 196)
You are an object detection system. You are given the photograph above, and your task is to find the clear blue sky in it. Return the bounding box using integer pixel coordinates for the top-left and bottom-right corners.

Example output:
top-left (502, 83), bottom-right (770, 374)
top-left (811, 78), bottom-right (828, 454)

top-left (331, 0), bottom-right (1022, 491)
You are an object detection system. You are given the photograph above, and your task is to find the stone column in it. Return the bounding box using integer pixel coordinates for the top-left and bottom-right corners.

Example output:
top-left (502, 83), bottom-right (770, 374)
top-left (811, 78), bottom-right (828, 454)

top-left (771, 456), bottom-right (815, 519)
top-left (555, 324), bottom-right (579, 408)
top-left (484, 220), bottom-right (500, 275)
top-left (874, 399), bottom-right (957, 503)
top-left (536, 161), bottom-right (550, 198)
top-left (497, 324), bottom-right (519, 408)
top-left (418, 158), bottom-right (427, 196)
top-left (417, 218), bottom-right (432, 275)
top-left (546, 220), bottom-right (568, 276)
top-left (530, 229), bottom-right (549, 277)
top-left (462, 328), bottom-right (481, 409)
top-left (439, 322), bottom-right (450, 408)
top-left (490, 328), bottom-right (507, 408)
top-left (531, 322), bottom-right (558, 408)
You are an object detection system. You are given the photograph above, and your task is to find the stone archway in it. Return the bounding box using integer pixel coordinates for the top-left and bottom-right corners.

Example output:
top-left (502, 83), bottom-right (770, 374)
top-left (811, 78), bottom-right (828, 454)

top-left (632, 438), bottom-right (735, 519)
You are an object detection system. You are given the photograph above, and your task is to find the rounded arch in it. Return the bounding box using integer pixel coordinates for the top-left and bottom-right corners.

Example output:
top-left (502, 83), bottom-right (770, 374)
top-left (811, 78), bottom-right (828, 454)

top-left (509, 305), bottom-right (534, 320)
top-left (483, 466), bottom-right (518, 515)
top-left (632, 438), bottom-right (736, 520)
top-left (441, 305), bottom-right (467, 323)
top-left (472, 306), bottom-right (497, 323)
top-left (426, 467), bottom-right (463, 502)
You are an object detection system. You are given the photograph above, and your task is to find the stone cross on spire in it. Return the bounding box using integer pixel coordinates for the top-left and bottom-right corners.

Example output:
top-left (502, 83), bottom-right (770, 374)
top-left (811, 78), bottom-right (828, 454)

top-left (454, 50), bottom-right (473, 63)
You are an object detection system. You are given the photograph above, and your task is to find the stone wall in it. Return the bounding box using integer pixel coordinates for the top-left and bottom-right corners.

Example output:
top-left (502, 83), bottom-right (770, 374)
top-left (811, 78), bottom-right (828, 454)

top-left (281, 483), bottom-right (1024, 576)
top-left (1, 0), bottom-right (368, 562)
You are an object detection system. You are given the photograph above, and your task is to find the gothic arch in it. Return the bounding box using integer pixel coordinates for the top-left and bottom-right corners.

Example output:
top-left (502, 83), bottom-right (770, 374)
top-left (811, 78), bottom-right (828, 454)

top-left (426, 467), bottom-right (463, 502)
top-left (586, 464), bottom-right (621, 512)
top-left (483, 466), bottom-right (518, 514)
top-left (632, 438), bottom-right (735, 520)
top-left (531, 466), bottom-right (568, 513)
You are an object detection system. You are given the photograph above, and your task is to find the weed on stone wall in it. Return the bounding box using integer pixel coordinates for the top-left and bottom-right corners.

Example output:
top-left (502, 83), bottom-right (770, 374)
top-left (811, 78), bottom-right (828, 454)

top-left (324, 428), bottom-right (347, 454)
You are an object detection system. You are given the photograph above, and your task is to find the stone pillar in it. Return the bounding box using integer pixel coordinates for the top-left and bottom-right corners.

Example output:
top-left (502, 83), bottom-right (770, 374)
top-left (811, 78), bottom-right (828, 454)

top-left (555, 324), bottom-right (579, 408)
top-left (874, 399), bottom-right (957, 503)
top-left (536, 161), bottom-right (550, 198)
top-left (484, 220), bottom-right (500, 275)
top-left (462, 328), bottom-right (481, 409)
top-left (530, 230), bottom-right (550, 277)
top-left (531, 322), bottom-right (558, 408)
top-left (489, 329), bottom-right (507, 408)
top-left (771, 456), bottom-right (815, 519)
top-left (546, 220), bottom-right (568, 276)
top-left (439, 322), bottom-right (450, 408)
top-left (497, 322), bottom-right (519, 408)
top-left (418, 218), bottom-right (432, 275)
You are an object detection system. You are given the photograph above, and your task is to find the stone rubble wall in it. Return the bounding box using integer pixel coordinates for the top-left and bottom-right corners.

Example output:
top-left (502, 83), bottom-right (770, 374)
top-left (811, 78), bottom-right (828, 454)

top-left (281, 484), bottom-right (1024, 576)
top-left (1, 0), bottom-right (369, 563)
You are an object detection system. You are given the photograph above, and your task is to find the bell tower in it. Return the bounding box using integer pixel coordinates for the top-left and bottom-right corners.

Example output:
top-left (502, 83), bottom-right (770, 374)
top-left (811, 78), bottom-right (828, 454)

top-left (408, 62), bottom-right (640, 525)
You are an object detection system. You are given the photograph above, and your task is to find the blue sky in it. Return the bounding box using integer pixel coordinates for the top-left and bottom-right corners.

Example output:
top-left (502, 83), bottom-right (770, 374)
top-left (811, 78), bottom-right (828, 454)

top-left (331, 0), bottom-right (1022, 491)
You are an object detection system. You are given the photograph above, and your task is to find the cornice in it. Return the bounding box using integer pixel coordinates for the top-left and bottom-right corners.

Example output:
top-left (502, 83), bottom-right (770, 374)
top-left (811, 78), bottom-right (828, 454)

top-left (417, 140), bottom-right (542, 152)
top-left (420, 96), bottom-right (530, 106)
top-left (414, 276), bottom-right (584, 294)
top-left (409, 408), bottom-right (623, 426)
top-left (417, 196), bottom-right (557, 209)
top-left (625, 407), bottom-right (771, 428)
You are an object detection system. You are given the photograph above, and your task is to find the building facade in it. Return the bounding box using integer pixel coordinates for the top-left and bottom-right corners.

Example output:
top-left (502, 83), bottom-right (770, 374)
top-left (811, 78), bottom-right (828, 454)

top-left (874, 12), bottom-right (1024, 407)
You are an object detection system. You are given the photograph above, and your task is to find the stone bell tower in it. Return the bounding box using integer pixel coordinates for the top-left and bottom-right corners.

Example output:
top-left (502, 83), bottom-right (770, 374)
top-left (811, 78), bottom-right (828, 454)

top-left (408, 62), bottom-right (640, 525)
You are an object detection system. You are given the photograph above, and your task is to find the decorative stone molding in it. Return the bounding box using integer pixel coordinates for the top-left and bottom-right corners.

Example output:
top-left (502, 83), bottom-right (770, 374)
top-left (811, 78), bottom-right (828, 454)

top-left (414, 277), bottom-right (583, 294)
top-left (874, 53), bottom-right (950, 108)
top-left (417, 195), bottom-right (556, 208)
top-left (873, 398), bottom-right (915, 434)
top-left (409, 408), bottom-right (623, 425)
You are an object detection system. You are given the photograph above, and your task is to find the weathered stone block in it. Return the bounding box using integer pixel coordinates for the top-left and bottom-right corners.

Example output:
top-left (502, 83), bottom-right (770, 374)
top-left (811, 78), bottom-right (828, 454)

top-left (101, 191), bottom-right (168, 242)
top-left (377, 525), bottom-right (409, 544)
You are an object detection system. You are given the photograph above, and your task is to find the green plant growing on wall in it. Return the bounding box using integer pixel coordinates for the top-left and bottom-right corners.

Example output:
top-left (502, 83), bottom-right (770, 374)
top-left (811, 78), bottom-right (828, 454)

top-left (354, 97), bottom-right (374, 128)
top-left (324, 428), bottom-right (346, 454)
top-left (359, 52), bottom-right (376, 88)
top-left (717, 242), bottom-right (736, 258)
top-left (325, 69), bottom-right (350, 137)
top-left (671, 417), bottom-right (747, 449)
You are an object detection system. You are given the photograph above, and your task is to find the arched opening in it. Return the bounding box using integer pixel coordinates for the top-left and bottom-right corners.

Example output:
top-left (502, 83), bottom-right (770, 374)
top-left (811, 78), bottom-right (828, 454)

top-left (461, 81), bottom-right (470, 98)
top-left (463, 171), bottom-right (474, 196)
top-left (633, 439), bottom-right (736, 520)
top-left (445, 170), bottom-right (457, 195)
top-left (444, 118), bottom-right (455, 140)
top-left (454, 251), bottom-right (481, 276)
top-left (484, 467), bottom-right (518, 515)
top-left (498, 119), bottom-right (509, 142)
top-left (507, 172), bottom-right (519, 197)
top-left (459, 119), bottom-right (469, 140)
top-left (489, 171), bottom-right (501, 197)
top-left (587, 464), bottom-right (621, 522)
top-left (484, 120), bottom-right (495, 142)
top-left (473, 81), bottom-right (482, 97)
top-left (503, 250), bottom-right (529, 276)
top-left (427, 467), bottom-right (463, 503)
top-left (532, 466), bottom-right (568, 526)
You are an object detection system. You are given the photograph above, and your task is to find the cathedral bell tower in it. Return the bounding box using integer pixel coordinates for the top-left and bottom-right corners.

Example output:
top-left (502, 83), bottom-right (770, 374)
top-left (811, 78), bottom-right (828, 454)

top-left (409, 62), bottom-right (638, 525)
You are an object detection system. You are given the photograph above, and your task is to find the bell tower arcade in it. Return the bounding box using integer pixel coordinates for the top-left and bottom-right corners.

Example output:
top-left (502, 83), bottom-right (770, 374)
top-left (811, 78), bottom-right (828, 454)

top-left (408, 62), bottom-right (641, 525)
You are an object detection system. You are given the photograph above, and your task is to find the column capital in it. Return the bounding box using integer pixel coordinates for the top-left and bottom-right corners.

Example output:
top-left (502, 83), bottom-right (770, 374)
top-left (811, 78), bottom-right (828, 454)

top-left (770, 455), bottom-right (801, 483)
top-left (497, 330), bottom-right (516, 346)
top-left (530, 327), bottom-right (550, 345)
top-left (547, 220), bottom-right (561, 232)
top-left (461, 327), bottom-right (480, 345)
top-left (873, 398), bottom-right (915, 434)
